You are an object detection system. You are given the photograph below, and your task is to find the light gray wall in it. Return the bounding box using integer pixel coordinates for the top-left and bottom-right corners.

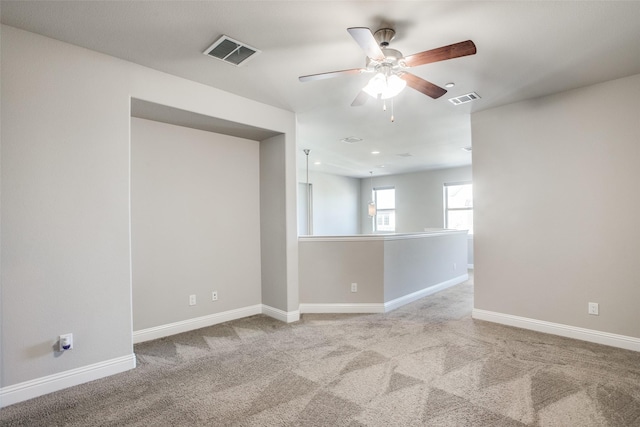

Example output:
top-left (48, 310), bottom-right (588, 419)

top-left (299, 232), bottom-right (467, 305)
top-left (298, 171), bottom-right (360, 236)
top-left (260, 133), bottom-right (299, 313)
top-left (131, 118), bottom-right (261, 330)
top-left (472, 73), bottom-right (640, 338)
top-left (261, 135), bottom-right (290, 311)
top-left (359, 166), bottom-right (472, 234)
top-left (299, 240), bottom-right (384, 303)
top-left (298, 166), bottom-right (470, 238)
top-left (1, 25), bottom-right (296, 388)
top-left (358, 166), bottom-right (473, 265)
top-left (384, 233), bottom-right (468, 301)
top-left (2, 26), bottom-right (132, 386)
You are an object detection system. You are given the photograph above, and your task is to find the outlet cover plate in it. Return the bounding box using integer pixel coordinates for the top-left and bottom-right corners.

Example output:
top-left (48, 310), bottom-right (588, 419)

top-left (588, 302), bottom-right (599, 315)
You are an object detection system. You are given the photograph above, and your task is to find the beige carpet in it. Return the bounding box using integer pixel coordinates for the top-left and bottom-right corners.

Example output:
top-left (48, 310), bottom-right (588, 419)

top-left (2, 275), bottom-right (640, 426)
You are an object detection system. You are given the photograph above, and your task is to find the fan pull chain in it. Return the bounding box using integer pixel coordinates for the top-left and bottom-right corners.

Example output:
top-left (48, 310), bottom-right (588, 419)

top-left (391, 98), bottom-right (395, 122)
top-left (383, 99), bottom-right (387, 111)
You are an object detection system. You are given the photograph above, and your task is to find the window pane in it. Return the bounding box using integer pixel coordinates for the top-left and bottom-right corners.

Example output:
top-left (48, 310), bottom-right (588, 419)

top-left (375, 188), bottom-right (395, 209)
top-left (447, 184), bottom-right (473, 209)
top-left (447, 210), bottom-right (473, 234)
top-left (376, 210), bottom-right (395, 232)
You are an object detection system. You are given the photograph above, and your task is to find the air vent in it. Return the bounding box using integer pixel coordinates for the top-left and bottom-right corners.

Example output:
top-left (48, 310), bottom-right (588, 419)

top-left (448, 92), bottom-right (481, 106)
top-left (203, 35), bottom-right (260, 66)
top-left (340, 136), bottom-right (363, 144)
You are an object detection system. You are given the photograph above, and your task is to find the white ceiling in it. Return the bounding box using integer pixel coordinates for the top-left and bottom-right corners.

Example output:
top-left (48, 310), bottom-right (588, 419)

top-left (2, 1), bottom-right (639, 177)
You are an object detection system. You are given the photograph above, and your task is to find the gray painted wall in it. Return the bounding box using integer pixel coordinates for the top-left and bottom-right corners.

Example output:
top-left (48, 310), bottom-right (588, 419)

top-left (383, 233), bottom-right (468, 301)
top-left (299, 240), bottom-right (385, 303)
top-left (260, 135), bottom-right (289, 312)
top-left (297, 171), bottom-right (361, 236)
top-left (296, 167), bottom-right (472, 239)
top-left (260, 133), bottom-right (299, 313)
top-left (359, 166), bottom-right (472, 234)
top-left (131, 118), bottom-right (261, 331)
top-left (1, 25), bottom-right (296, 388)
top-left (359, 166), bottom-right (473, 265)
top-left (299, 232), bottom-right (467, 305)
top-left (2, 26), bottom-right (133, 386)
top-left (472, 73), bottom-right (640, 338)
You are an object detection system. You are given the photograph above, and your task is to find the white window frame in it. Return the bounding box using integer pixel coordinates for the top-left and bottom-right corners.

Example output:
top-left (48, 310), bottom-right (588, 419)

top-left (444, 181), bottom-right (473, 234)
top-left (373, 186), bottom-right (395, 233)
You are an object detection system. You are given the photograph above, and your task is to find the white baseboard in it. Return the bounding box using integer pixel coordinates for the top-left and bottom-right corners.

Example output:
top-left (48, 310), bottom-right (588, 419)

top-left (133, 304), bottom-right (262, 343)
top-left (472, 309), bottom-right (640, 352)
top-left (262, 304), bottom-right (300, 323)
top-left (0, 354), bottom-right (136, 408)
top-left (299, 303), bottom-right (385, 314)
top-left (384, 274), bottom-right (469, 312)
top-left (299, 274), bottom-right (469, 315)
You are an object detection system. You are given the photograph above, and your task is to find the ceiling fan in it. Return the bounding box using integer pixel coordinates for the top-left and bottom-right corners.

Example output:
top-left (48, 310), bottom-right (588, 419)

top-left (299, 27), bottom-right (476, 106)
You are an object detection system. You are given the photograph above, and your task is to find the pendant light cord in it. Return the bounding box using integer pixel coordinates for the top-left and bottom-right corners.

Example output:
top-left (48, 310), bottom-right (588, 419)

top-left (304, 149), bottom-right (311, 235)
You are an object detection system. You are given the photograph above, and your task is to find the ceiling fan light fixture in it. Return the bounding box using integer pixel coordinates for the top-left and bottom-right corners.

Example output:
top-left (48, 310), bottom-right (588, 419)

top-left (382, 74), bottom-right (406, 99)
top-left (363, 73), bottom-right (406, 99)
top-left (363, 73), bottom-right (386, 97)
top-left (299, 27), bottom-right (477, 106)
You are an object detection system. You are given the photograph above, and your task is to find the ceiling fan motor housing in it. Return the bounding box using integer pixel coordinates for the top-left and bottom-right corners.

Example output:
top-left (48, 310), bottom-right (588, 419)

top-left (374, 28), bottom-right (396, 47)
top-left (366, 48), bottom-right (405, 72)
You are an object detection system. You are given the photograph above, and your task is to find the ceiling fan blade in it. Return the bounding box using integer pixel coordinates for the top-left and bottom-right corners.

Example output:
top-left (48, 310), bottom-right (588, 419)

top-left (399, 73), bottom-right (447, 99)
top-left (299, 68), bottom-right (364, 82)
top-left (351, 90), bottom-right (370, 107)
top-left (403, 40), bottom-right (477, 67)
top-left (347, 27), bottom-right (385, 61)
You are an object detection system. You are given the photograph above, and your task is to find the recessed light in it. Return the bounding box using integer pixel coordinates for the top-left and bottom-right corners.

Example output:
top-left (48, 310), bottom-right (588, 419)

top-left (461, 146), bottom-right (472, 152)
top-left (445, 82), bottom-right (455, 88)
top-left (314, 161), bottom-right (322, 165)
top-left (371, 151), bottom-right (380, 154)
top-left (340, 136), bottom-right (363, 144)
top-left (376, 164), bottom-right (386, 168)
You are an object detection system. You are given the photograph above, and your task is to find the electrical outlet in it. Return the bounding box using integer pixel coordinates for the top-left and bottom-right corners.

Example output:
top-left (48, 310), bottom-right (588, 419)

top-left (189, 294), bottom-right (197, 306)
top-left (588, 302), bottom-right (599, 315)
top-left (212, 291), bottom-right (218, 301)
top-left (351, 283), bottom-right (357, 293)
top-left (59, 333), bottom-right (73, 351)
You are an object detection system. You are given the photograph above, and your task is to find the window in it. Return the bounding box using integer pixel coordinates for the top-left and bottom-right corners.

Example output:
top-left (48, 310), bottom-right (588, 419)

top-left (444, 182), bottom-right (473, 234)
top-left (374, 187), bottom-right (395, 232)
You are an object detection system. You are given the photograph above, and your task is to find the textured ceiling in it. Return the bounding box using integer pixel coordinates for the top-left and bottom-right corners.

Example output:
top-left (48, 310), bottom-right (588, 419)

top-left (2, 1), bottom-right (640, 177)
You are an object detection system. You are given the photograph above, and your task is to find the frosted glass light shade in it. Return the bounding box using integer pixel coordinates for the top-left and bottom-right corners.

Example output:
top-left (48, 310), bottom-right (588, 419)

top-left (363, 73), bottom-right (386, 98)
top-left (381, 74), bottom-right (406, 99)
top-left (368, 201), bottom-right (377, 217)
top-left (363, 73), bottom-right (406, 99)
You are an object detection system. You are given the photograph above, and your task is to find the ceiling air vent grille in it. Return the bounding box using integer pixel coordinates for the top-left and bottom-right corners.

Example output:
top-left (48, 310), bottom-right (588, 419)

top-left (448, 92), bottom-right (481, 106)
top-left (203, 35), bottom-right (260, 66)
top-left (340, 136), bottom-right (363, 144)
